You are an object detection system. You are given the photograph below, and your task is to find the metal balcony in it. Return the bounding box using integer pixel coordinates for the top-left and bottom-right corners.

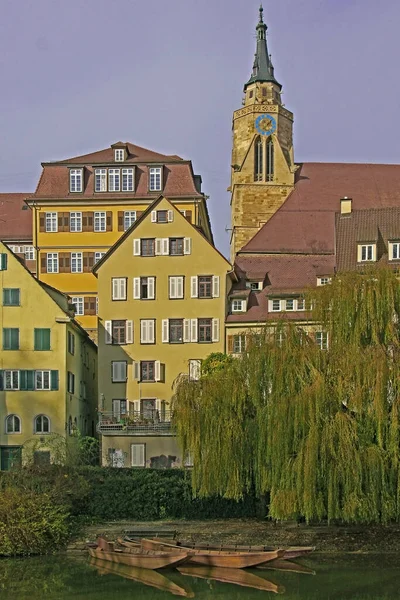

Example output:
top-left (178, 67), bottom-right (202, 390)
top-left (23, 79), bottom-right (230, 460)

top-left (97, 410), bottom-right (174, 436)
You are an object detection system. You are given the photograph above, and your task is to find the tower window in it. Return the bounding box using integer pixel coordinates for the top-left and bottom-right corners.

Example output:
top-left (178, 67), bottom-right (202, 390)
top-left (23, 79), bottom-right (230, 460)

top-left (254, 136), bottom-right (263, 182)
top-left (266, 137), bottom-right (274, 182)
top-left (249, 90), bottom-right (253, 98)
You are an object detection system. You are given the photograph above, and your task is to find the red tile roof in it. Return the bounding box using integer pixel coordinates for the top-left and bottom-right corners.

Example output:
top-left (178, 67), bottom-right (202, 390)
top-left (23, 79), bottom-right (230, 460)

top-left (0, 194), bottom-right (32, 241)
top-left (56, 142), bottom-right (183, 165)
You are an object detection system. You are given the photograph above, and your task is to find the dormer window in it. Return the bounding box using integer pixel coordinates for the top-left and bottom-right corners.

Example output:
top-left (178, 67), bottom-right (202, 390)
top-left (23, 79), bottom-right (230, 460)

top-left (114, 149), bottom-right (124, 162)
top-left (108, 169), bottom-right (120, 192)
top-left (389, 242), bottom-right (400, 261)
top-left (247, 281), bottom-right (262, 291)
top-left (70, 169), bottom-right (83, 193)
top-left (231, 299), bottom-right (246, 313)
top-left (358, 243), bottom-right (376, 262)
top-left (317, 277), bottom-right (332, 286)
top-left (149, 167), bottom-right (162, 191)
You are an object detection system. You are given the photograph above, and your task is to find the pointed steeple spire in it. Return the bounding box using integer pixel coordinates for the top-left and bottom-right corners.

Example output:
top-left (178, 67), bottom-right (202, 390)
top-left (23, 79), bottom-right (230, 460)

top-left (245, 4), bottom-right (281, 90)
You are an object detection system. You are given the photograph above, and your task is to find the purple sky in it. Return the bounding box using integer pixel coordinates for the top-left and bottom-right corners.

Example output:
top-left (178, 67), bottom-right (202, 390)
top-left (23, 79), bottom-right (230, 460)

top-left (1, 0), bottom-right (400, 257)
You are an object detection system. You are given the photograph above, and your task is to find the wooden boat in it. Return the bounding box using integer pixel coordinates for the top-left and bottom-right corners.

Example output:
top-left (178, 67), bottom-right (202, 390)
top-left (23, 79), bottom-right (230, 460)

top-left (257, 557), bottom-right (316, 575)
top-left (140, 538), bottom-right (284, 568)
top-left (88, 541), bottom-right (192, 570)
top-left (178, 565), bottom-right (285, 594)
top-left (88, 557), bottom-right (194, 597)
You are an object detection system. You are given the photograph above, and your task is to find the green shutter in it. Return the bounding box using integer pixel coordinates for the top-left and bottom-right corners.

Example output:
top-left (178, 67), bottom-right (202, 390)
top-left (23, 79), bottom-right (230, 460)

top-left (51, 370), bottom-right (59, 391)
top-left (34, 329), bottom-right (50, 351)
top-left (3, 289), bottom-right (19, 306)
top-left (0, 370), bottom-right (3, 391)
top-left (2, 328), bottom-right (18, 350)
top-left (0, 254), bottom-right (7, 270)
top-left (12, 289), bottom-right (20, 305)
top-left (3, 289), bottom-right (10, 305)
top-left (20, 370), bottom-right (35, 391)
top-left (11, 329), bottom-right (19, 350)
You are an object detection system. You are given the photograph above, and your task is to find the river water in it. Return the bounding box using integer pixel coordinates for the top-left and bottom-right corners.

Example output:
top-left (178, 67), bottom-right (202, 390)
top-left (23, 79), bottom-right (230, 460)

top-left (0, 554), bottom-right (398, 599)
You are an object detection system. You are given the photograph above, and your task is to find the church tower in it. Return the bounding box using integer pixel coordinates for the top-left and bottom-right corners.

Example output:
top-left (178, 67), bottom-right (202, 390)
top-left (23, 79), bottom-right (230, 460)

top-left (230, 5), bottom-right (295, 260)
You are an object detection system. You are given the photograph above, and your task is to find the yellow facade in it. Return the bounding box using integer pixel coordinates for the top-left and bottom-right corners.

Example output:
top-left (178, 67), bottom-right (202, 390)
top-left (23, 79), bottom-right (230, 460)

top-left (95, 197), bottom-right (232, 467)
top-left (0, 243), bottom-right (97, 470)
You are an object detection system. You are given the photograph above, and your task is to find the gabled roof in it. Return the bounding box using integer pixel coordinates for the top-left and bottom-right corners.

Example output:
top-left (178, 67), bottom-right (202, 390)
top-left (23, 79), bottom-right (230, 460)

top-left (240, 163), bottom-right (400, 255)
top-left (0, 193), bottom-right (33, 241)
top-left (52, 142), bottom-right (183, 165)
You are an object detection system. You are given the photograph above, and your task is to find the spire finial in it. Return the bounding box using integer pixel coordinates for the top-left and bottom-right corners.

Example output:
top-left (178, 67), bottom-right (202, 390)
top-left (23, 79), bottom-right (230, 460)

top-left (244, 4), bottom-right (281, 90)
top-left (259, 4), bottom-right (264, 23)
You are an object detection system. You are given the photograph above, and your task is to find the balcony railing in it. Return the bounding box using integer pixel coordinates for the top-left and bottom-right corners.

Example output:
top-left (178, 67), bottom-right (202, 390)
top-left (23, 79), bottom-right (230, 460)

top-left (97, 410), bottom-right (173, 436)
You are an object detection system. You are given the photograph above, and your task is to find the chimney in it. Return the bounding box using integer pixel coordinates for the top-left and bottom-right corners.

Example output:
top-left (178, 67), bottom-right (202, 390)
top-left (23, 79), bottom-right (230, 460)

top-left (340, 196), bottom-right (352, 215)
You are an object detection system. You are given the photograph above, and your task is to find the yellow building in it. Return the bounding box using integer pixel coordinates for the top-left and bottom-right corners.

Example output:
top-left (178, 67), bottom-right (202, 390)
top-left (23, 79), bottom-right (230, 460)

top-left (26, 142), bottom-right (211, 340)
top-left (0, 243), bottom-right (97, 470)
top-left (94, 196), bottom-right (232, 467)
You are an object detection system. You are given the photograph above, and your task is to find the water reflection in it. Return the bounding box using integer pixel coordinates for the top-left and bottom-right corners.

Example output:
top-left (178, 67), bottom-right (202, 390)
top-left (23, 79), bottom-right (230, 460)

top-left (178, 565), bottom-right (283, 593)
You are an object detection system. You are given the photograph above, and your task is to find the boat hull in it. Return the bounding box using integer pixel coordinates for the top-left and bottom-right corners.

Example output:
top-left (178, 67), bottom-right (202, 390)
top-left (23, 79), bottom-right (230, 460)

top-left (88, 547), bottom-right (191, 570)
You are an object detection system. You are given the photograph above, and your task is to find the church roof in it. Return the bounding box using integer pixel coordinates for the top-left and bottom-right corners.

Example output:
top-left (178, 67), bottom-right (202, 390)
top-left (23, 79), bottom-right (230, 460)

top-left (245, 5), bottom-right (281, 90)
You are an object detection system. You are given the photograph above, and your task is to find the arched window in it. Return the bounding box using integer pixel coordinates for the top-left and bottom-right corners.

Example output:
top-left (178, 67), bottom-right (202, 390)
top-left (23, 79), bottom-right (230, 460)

top-left (34, 415), bottom-right (50, 434)
top-left (266, 137), bottom-right (274, 182)
top-left (6, 415), bottom-right (21, 434)
top-left (254, 136), bottom-right (263, 182)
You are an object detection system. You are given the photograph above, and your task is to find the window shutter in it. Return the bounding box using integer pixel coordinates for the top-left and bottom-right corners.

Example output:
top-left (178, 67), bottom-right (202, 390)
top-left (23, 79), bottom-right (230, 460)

top-left (39, 213), bottom-right (45, 232)
top-left (184, 319), bottom-right (190, 342)
top-left (148, 277), bottom-right (155, 299)
top-left (112, 278), bottom-right (119, 300)
top-left (191, 276), bottom-right (198, 298)
top-left (106, 211), bottom-right (113, 231)
top-left (148, 320), bottom-right (155, 343)
top-left (151, 210), bottom-right (157, 222)
top-left (58, 252), bottom-right (65, 273)
top-left (132, 400), bottom-right (140, 412)
top-left (167, 209), bottom-right (174, 222)
top-left (105, 321), bottom-right (112, 344)
top-left (140, 320), bottom-right (148, 343)
top-left (228, 336), bottom-right (234, 353)
top-left (191, 319), bottom-right (198, 342)
top-left (63, 212), bottom-right (70, 231)
top-left (51, 370), bottom-right (59, 391)
top-left (212, 318), bottom-right (220, 342)
top-left (155, 239), bottom-right (162, 255)
top-left (131, 444), bottom-right (145, 467)
top-left (133, 277), bottom-right (141, 299)
top-left (133, 239), bottom-right (141, 255)
top-left (82, 212), bottom-right (88, 232)
top-left (118, 211), bottom-right (124, 231)
top-left (64, 252), bottom-right (71, 273)
top-left (177, 276), bottom-right (184, 299)
top-left (133, 362), bottom-right (140, 380)
top-left (120, 278), bottom-right (126, 300)
top-left (155, 360), bottom-right (161, 382)
top-left (126, 320), bottom-right (133, 344)
top-left (41, 254), bottom-right (47, 274)
top-left (58, 213), bottom-right (64, 231)
top-left (169, 277), bottom-right (176, 299)
top-left (185, 210), bottom-right (192, 223)
top-left (212, 275), bottom-right (220, 298)
top-left (0, 370), bottom-right (3, 391)
top-left (155, 399), bottom-right (162, 414)
top-left (112, 362), bottom-right (118, 381)
top-left (162, 319), bottom-right (169, 343)
top-left (0, 253), bottom-right (8, 271)
top-left (184, 238), bottom-right (191, 255)
top-left (162, 238), bottom-right (169, 255)
top-left (87, 212), bottom-right (94, 231)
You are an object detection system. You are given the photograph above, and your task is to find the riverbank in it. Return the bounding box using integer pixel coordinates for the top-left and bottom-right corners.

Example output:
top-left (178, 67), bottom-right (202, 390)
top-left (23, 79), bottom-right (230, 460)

top-left (69, 519), bottom-right (400, 554)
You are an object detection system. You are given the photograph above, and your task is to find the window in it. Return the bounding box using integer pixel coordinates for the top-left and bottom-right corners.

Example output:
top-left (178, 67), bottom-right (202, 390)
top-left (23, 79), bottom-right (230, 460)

top-left (0, 253), bottom-right (7, 271)
top-left (141, 361), bottom-right (155, 382)
top-left (108, 169), bottom-right (120, 192)
top-left (71, 297), bottom-right (84, 316)
top-left (34, 329), bottom-right (50, 351)
top-left (70, 169), bottom-right (83, 192)
top-left (68, 331), bottom-right (75, 355)
top-left (254, 136), bottom-right (263, 182)
top-left (112, 320), bottom-right (126, 345)
top-left (45, 212), bottom-right (57, 232)
top-left (70, 212), bottom-right (82, 232)
top-left (71, 252), bottom-right (83, 273)
top-left (124, 211), bottom-right (136, 230)
top-left (141, 238), bottom-right (155, 256)
top-left (198, 318), bottom-right (212, 343)
top-left (359, 244), bottom-right (375, 262)
top-left (316, 331), bottom-right (329, 350)
top-left (231, 299), bottom-right (246, 312)
top-left (3, 289), bottom-right (20, 306)
top-left (24, 246), bottom-right (36, 260)
top-left (131, 443), bottom-right (145, 467)
top-left (198, 276), bottom-right (212, 298)
top-left (122, 168), bottom-right (134, 192)
top-left (47, 253), bottom-right (59, 273)
top-left (4, 370), bottom-right (19, 390)
top-left (149, 167), bottom-right (162, 191)
top-left (94, 211), bottom-right (106, 232)
top-left (169, 319), bottom-right (183, 343)
top-left (114, 148), bottom-right (124, 162)
top-left (157, 210), bottom-right (168, 223)
top-left (271, 299), bottom-right (281, 312)
top-left (169, 276), bottom-right (184, 299)
top-left (189, 359), bottom-right (201, 381)
top-left (140, 319), bottom-right (155, 344)
top-left (94, 252), bottom-right (106, 263)
top-left (389, 242), bottom-right (400, 261)
top-left (35, 370), bottom-right (51, 390)
top-left (95, 168), bottom-right (107, 192)
top-left (138, 277), bottom-right (155, 300)
top-left (34, 415), bottom-right (50, 434)
top-left (266, 137), bottom-right (274, 181)
top-left (67, 372), bottom-right (75, 394)
top-left (317, 277), bottom-right (332, 286)
top-left (112, 361), bottom-right (127, 382)
top-left (112, 278), bottom-right (127, 300)
top-left (297, 298), bottom-right (305, 311)
top-left (233, 335), bottom-right (246, 354)
top-left (3, 328), bottom-right (19, 350)
top-left (6, 415), bottom-right (21, 434)
top-left (169, 238), bottom-right (184, 256)
top-left (249, 281), bottom-right (262, 291)
top-left (286, 299), bottom-right (295, 311)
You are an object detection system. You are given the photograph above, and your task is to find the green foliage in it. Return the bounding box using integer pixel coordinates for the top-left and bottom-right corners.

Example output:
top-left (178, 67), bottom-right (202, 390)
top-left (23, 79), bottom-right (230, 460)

top-left (173, 268), bottom-right (400, 524)
top-left (22, 433), bottom-right (100, 468)
top-left (201, 352), bottom-right (234, 377)
top-left (0, 488), bottom-right (69, 556)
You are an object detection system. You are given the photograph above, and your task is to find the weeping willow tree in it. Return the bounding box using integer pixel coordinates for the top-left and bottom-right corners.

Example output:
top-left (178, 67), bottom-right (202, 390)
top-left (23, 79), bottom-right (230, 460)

top-left (173, 267), bottom-right (400, 523)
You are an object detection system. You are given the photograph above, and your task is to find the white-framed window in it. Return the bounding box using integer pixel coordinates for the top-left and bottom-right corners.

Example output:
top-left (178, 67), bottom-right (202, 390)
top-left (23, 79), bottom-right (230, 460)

top-left (34, 415), bottom-right (50, 434)
top-left (24, 246), bottom-right (36, 260)
top-left (114, 148), bottom-right (125, 162)
top-left (389, 242), bottom-right (400, 261)
top-left (70, 169), bottom-right (83, 192)
top-left (67, 371), bottom-right (75, 394)
top-left (112, 361), bottom-right (127, 382)
top-left (124, 211), bottom-right (136, 230)
top-left (45, 212), bottom-right (57, 232)
top-left (189, 359), bottom-right (201, 381)
top-left (108, 169), bottom-right (120, 192)
top-left (69, 211), bottom-right (82, 232)
top-left (285, 298), bottom-right (295, 311)
top-left (231, 299), bottom-right (246, 313)
top-left (358, 243), bottom-right (376, 262)
top-left (47, 253), bottom-right (59, 273)
top-left (247, 281), bottom-right (262, 291)
top-left (71, 252), bottom-right (83, 273)
top-left (94, 211), bottom-right (107, 232)
top-left (169, 276), bottom-right (184, 299)
top-left (316, 331), bottom-right (329, 350)
top-left (233, 335), bottom-right (246, 354)
top-left (317, 277), bottom-right (332, 286)
top-left (297, 298), bottom-right (305, 311)
top-left (140, 319), bottom-right (155, 344)
top-left (35, 370), bottom-right (51, 390)
top-left (133, 276), bottom-right (155, 300)
top-left (6, 414), bottom-right (21, 433)
top-left (131, 443), bottom-right (145, 467)
top-left (122, 168), bottom-right (134, 192)
top-left (149, 167), bottom-right (162, 191)
top-left (4, 370), bottom-right (19, 390)
top-left (71, 296), bottom-right (84, 316)
top-left (95, 168), bottom-right (107, 192)
top-left (112, 278), bottom-right (127, 301)
top-left (94, 251), bottom-right (106, 263)
top-left (270, 299), bottom-right (281, 312)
